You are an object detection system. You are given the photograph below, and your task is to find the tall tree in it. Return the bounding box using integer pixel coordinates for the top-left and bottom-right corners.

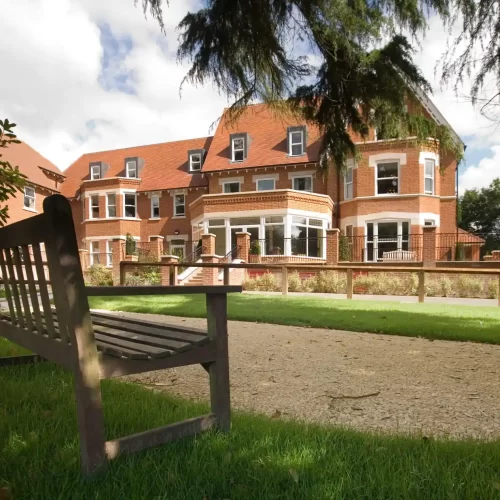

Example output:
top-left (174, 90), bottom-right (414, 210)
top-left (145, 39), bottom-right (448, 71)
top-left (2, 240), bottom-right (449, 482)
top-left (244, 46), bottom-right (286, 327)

top-left (0, 119), bottom-right (26, 226)
top-left (459, 179), bottom-right (500, 236)
top-left (136, 0), bottom-right (462, 170)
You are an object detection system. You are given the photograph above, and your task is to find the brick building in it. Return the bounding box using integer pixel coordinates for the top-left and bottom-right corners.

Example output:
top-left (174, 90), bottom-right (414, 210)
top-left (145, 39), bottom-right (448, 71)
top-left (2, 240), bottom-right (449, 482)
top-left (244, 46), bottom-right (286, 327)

top-left (2, 140), bottom-right (64, 224)
top-left (60, 96), bottom-right (463, 265)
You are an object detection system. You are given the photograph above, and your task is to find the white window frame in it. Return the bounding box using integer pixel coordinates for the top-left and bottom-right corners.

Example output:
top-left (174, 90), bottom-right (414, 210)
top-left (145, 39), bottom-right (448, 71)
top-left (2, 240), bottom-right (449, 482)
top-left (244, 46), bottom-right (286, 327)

top-left (123, 192), bottom-right (137, 219)
top-left (345, 224), bottom-right (353, 237)
top-left (231, 137), bottom-right (245, 162)
top-left (90, 241), bottom-right (100, 266)
top-left (89, 194), bottom-right (100, 219)
top-left (190, 153), bottom-right (202, 171)
top-left (223, 181), bottom-right (241, 194)
top-left (173, 193), bottom-right (186, 217)
top-left (424, 159), bottom-right (435, 195)
top-left (126, 160), bottom-right (138, 178)
top-left (292, 176), bottom-right (313, 192)
top-left (344, 166), bottom-right (353, 200)
top-left (106, 193), bottom-right (116, 218)
top-left (365, 219), bottom-right (410, 262)
top-left (151, 194), bottom-right (160, 219)
top-left (424, 219), bottom-right (435, 226)
top-left (90, 164), bottom-right (101, 180)
top-left (106, 240), bottom-right (113, 267)
top-left (289, 130), bottom-right (304, 156)
top-left (23, 186), bottom-right (36, 211)
top-left (375, 161), bottom-right (400, 196)
top-left (256, 178), bottom-right (276, 191)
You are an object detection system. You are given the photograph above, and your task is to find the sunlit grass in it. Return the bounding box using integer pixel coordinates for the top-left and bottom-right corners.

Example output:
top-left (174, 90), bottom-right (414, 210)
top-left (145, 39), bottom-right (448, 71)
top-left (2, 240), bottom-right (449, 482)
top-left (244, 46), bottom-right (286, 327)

top-left (89, 294), bottom-right (500, 344)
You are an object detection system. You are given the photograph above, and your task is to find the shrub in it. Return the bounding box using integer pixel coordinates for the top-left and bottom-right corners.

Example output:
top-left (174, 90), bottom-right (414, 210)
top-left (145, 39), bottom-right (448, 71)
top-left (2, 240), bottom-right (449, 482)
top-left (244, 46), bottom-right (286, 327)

top-left (125, 233), bottom-right (137, 256)
top-left (456, 275), bottom-right (484, 298)
top-left (438, 277), bottom-right (453, 297)
top-left (242, 272), bottom-right (280, 292)
top-left (249, 240), bottom-right (261, 256)
top-left (487, 279), bottom-right (499, 299)
top-left (302, 271), bottom-right (346, 293)
top-left (125, 266), bottom-right (161, 286)
top-left (85, 265), bottom-right (113, 286)
top-left (287, 271), bottom-right (303, 292)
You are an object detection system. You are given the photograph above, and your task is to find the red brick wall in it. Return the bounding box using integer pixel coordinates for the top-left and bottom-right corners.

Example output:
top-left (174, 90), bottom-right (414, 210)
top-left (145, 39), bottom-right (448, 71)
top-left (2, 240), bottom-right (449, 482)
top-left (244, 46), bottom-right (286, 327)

top-left (6, 187), bottom-right (52, 224)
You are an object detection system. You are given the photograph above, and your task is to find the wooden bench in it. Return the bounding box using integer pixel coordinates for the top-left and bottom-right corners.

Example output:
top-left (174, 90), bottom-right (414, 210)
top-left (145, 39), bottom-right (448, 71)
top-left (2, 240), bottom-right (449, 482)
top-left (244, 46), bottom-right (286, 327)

top-left (0, 194), bottom-right (241, 476)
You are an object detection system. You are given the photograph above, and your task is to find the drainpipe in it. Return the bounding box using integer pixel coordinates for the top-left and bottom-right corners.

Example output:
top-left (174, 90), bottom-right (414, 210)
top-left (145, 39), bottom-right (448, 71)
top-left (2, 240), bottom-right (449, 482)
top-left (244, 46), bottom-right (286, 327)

top-left (336, 168), bottom-right (341, 229)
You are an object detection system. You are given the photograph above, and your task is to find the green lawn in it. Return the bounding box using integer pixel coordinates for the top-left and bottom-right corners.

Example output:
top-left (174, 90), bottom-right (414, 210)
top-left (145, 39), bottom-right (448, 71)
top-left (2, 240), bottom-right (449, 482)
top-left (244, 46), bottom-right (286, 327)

top-left (1, 338), bottom-right (500, 499)
top-left (89, 294), bottom-right (500, 344)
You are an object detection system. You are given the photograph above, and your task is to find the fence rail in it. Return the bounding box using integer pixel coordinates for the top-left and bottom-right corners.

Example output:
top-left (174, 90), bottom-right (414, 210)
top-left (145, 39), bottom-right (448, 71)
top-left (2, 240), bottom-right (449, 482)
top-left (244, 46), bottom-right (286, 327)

top-left (119, 260), bottom-right (500, 305)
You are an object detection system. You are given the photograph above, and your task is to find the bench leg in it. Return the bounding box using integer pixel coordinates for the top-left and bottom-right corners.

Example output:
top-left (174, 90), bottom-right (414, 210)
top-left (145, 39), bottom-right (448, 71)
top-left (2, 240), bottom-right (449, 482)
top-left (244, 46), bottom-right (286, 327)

top-left (0, 355), bottom-right (45, 367)
top-left (206, 294), bottom-right (231, 432)
top-left (74, 368), bottom-right (107, 476)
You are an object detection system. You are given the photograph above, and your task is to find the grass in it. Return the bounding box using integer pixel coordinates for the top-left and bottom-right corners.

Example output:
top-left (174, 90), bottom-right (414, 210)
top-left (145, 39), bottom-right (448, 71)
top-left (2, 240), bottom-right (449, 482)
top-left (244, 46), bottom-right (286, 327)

top-left (2, 338), bottom-right (500, 499)
top-left (89, 293), bottom-right (500, 344)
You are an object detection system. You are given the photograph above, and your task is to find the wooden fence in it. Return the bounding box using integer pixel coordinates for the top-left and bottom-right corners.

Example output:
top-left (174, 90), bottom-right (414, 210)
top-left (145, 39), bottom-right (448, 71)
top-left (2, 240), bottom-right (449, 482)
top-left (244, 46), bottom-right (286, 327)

top-left (120, 261), bottom-right (500, 306)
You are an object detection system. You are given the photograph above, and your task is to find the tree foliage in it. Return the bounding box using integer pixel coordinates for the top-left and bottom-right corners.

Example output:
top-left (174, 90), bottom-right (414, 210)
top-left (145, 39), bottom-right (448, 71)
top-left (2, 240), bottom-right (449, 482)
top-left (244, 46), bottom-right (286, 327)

top-left (459, 178), bottom-right (500, 236)
top-left (0, 119), bottom-right (26, 226)
top-left (137, 0), bottom-right (463, 170)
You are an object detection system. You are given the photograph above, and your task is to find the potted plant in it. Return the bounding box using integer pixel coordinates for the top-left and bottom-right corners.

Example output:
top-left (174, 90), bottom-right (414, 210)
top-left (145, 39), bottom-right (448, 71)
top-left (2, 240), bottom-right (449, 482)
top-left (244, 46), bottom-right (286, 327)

top-left (249, 240), bottom-right (261, 263)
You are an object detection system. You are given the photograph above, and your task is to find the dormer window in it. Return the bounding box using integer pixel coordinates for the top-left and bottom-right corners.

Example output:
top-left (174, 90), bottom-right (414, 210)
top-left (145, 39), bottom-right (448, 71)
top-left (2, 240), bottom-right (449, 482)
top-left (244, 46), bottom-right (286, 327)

top-left (90, 163), bottom-right (101, 180)
top-left (287, 125), bottom-right (307, 156)
top-left (230, 133), bottom-right (249, 162)
top-left (126, 159), bottom-right (137, 178)
top-left (188, 148), bottom-right (205, 172)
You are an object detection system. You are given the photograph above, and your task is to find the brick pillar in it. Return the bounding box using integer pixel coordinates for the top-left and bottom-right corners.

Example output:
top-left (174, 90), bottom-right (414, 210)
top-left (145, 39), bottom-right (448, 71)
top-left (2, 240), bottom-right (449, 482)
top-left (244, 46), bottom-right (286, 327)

top-left (160, 255), bottom-right (179, 285)
top-left (202, 233), bottom-right (216, 255)
top-left (79, 249), bottom-right (89, 271)
top-left (111, 240), bottom-right (123, 285)
top-left (492, 250), bottom-right (500, 261)
top-left (326, 229), bottom-right (340, 265)
top-left (201, 255), bottom-right (219, 285)
top-left (235, 231), bottom-right (250, 261)
top-left (484, 255), bottom-right (493, 262)
top-left (149, 235), bottom-right (164, 262)
top-left (423, 226), bottom-right (437, 267)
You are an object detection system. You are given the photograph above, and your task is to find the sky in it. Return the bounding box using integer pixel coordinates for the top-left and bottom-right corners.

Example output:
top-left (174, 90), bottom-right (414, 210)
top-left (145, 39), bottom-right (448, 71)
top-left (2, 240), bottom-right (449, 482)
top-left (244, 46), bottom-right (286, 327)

top-left (0, 0), bottom-right (498, 195)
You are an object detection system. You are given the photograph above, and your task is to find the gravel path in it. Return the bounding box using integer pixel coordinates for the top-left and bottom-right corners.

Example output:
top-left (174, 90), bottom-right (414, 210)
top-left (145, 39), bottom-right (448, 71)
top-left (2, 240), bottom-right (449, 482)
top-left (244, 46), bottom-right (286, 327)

top-left (98, 310), bottom-right (500, 440)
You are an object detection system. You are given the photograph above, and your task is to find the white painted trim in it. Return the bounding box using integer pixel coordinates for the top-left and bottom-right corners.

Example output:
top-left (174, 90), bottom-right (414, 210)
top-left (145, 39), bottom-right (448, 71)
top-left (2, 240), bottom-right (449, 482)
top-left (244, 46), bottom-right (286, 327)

top-left (150, 193), bottom-right (160, 218)
top-left (190, 189), bottom-right (331, 201)
top-left (375, 160), bottom-right (400, 196)
top-left (345, 158), bottom-right (356, 169)
top-left (84, 187), bottom-right (137, 197)
top-left (84, 235), bottom-right (128, 241)
top-left (89, 193), bottom-right (100, 220)
top-left (105, 192), bottom-right (117, 218)
top-left (166, 234), bottom-right (188, 241)
top-left (219, 176), bottom-right (244, 186)
top-left (147, 191), bottom-right (162, 198)
top-left (287, 170), bottom-right (317, 179)
top-left (341, 211), bottom-right (441, 229)
top-left (173, 192), bottom-right (186, 217)
top-left (83, 217), bottom-right (141, 222)
top-left (368, 152), bottom-right (407, 167)
top-left (256, 178), bottom-right (277, 191)
top-left (339, 193), bottom-right (446, 204)
top-left (123, 191), bottom-right (138, 219)
top-left (169, 188), bottom-right (188, 196)
top-left (252, 173), bottom-right (279, 182)
top-left (22, 207), bottom-right (38, 214)
top-left (419, 151), bottom-right (440, 166)
top-left (148, 235), bottom-right (165, 240)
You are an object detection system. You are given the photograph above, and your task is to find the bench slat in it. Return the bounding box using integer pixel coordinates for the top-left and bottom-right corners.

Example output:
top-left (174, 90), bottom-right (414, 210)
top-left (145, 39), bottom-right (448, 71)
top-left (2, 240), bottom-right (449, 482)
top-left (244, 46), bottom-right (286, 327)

top-left (3, 250), bottom-right (25, 329)
top-left (32, 243), bottom-right (57, 339)
top-left (12, 247), bottom-right (34, 333)
top-left (89, 312), bottom-right (208, 345)
top-left (92, 333), bottom-right (171, 359)
top-left (0, 250), bottom-right (17, 324)
top-left (94, 338), bottom-right (149, 360)
top-left (21, 245), bottom-right (45, 338)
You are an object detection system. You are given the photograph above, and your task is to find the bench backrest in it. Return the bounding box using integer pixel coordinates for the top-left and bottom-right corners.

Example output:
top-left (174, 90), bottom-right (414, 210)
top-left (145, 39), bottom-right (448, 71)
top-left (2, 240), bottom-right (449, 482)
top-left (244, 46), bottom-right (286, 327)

top-left (0, 194), bottom-right (95, 365)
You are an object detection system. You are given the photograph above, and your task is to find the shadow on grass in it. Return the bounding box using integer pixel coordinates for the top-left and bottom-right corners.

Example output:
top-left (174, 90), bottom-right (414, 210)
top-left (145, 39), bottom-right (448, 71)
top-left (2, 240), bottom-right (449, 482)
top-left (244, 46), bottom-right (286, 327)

top-left (1, 362), bottom-right (500, 499)
top-left (90, 294), bottom-right (500, 344)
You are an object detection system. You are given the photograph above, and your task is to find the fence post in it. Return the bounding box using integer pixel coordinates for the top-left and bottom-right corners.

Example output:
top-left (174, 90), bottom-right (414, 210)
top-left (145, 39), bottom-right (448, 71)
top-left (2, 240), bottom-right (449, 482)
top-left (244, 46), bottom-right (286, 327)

top-left (346, 268), bottom-right (353, 299)
top-left (282, 266), bottom-right (288, 296)
top-left (223, 266), bottom-right (230, 286)
top-left (119, 262), bottom-right (126, 286)
top-left (418, 270), bottom-right (425, 303)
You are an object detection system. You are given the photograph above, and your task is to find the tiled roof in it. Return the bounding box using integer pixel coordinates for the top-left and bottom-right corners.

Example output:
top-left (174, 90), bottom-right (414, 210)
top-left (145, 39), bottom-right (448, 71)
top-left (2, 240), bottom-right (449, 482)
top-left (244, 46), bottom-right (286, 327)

top-left (202, 104), bottom-right (323, 172)
top-left (457, 228), bottom-right (486, 243)
top-left (61, 137), bottom-right (212, 198)
top-left (1, 140), bottom-right (63, 192)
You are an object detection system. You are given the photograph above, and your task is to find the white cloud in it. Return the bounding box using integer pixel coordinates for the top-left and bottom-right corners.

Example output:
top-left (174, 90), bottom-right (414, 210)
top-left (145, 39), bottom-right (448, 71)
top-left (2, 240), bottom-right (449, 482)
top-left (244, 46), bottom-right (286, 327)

top-left (0, 0), bottom-right (228, 169)
top-left (458, 146), bottom-right (500, 194)
top-left (0, 0), bottom-right (498, 185)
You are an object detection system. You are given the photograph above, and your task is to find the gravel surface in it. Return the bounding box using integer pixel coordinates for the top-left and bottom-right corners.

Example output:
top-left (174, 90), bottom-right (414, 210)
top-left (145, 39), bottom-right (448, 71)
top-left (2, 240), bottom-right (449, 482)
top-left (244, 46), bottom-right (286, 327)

top-left (98, 310), bottom-right (500, 440)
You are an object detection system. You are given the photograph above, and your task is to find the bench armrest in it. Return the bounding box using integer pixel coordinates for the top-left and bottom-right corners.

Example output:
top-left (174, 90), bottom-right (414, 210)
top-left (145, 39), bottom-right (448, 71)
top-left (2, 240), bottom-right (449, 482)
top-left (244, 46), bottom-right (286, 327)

top-left (85, 285), bottom-right (242, 296)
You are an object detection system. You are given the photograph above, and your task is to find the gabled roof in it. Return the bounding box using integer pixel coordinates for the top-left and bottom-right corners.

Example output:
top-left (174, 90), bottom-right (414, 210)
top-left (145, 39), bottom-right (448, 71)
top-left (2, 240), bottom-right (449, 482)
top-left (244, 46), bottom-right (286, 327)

top-left (201, 104), bottom-right (323, 172)
top-left (61, 137), bottom-right (212, 198)
top-left (1, 140), bottom-right (63, 192)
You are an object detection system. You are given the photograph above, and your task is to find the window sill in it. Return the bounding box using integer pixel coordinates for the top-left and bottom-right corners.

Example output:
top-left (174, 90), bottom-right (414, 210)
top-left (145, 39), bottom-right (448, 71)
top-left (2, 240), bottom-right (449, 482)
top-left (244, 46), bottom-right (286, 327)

top-left (173, 215), bottom-right (186, 219)
top-left (287, 153), bottom-right (306, 158)
top-left (149, 217), bottom-right (161, 221)
top-left (83, 217), bottom-right (142, 222)
top-left (229, 160), bottom-right (244, 164)
top-left (23, 207), bottom-right (38, 213)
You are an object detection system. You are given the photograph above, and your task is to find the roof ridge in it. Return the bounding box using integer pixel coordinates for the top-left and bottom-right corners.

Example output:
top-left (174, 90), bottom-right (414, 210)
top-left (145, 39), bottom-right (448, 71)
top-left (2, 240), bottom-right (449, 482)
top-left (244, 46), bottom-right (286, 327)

top-left (80, 135), bottom-right (213, 157)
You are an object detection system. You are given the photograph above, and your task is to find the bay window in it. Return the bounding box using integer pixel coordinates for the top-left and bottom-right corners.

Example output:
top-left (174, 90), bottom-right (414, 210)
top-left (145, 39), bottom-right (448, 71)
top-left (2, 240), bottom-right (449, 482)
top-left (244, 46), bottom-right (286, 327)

top-left (223, 181), bottom-right (241, 193)
top-left (90, 241), bottom-right (100, 265)
top-left (366, 221), bottom-right (410, 261)
top-left (344, 166), bottom-right (353, 199)
top-left (90, 194), bottom-right (99, 219)
top-left (106, 193), bottom-right (116, 218)
top-left (151, 195), bottom-right (160, 218)
top-left (257, 178), bottom-right (275, 191)
top-left (376, 162), bottom-right (399, 195)
top-left (291, 216), bottom-right (324, 257)
top-left (292, 176), bottom-right (312, 192)
top-left (106, 240), bottom-right (113, 267)
top-left (264, 217), bottom-right (285, 255)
